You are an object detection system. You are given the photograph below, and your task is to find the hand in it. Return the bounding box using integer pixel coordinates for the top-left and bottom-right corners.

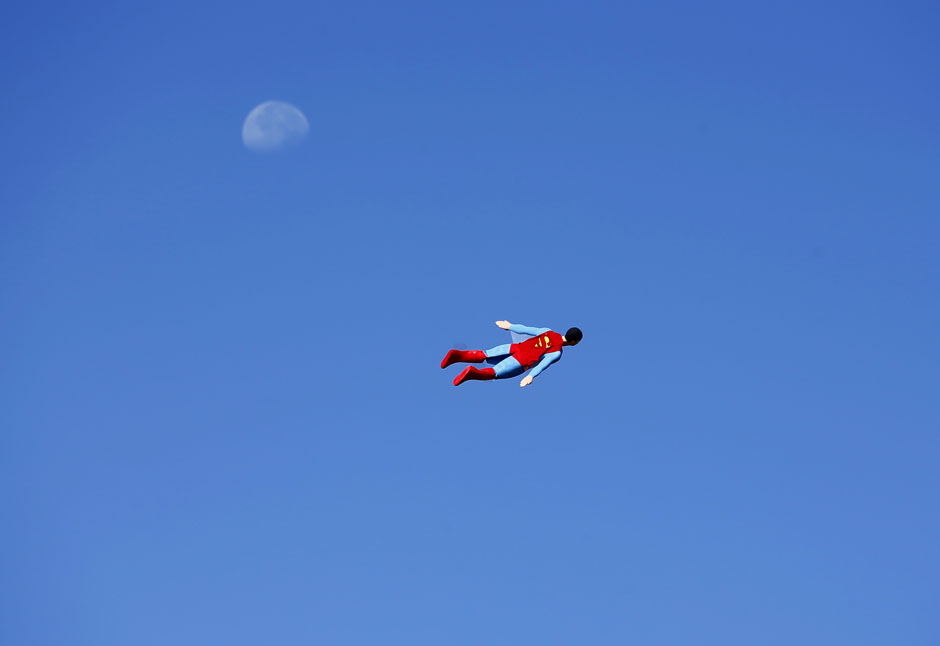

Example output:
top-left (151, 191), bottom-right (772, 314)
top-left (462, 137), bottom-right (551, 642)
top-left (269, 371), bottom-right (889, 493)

top-left (520, 375), bottom-right (533, 388)
top-left (495, 320), bottom-right (511, 330)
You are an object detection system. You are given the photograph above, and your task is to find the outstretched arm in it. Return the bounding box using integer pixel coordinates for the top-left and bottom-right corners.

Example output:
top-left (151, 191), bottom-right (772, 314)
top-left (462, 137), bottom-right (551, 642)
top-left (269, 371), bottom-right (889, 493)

top-left (520, 351), bottom-right (561, 387)
top-left (496, 321), bottom-right (550, 336)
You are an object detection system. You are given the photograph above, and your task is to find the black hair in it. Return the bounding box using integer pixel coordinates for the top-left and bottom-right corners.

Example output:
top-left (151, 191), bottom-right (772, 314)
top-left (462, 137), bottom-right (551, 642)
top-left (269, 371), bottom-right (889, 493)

top-left (565, 327), bottom-right (583, 345)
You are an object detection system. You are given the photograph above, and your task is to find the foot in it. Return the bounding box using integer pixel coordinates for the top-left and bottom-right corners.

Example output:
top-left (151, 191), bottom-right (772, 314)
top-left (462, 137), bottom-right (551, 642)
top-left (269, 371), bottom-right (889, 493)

top-left (453, 366), bottom-right (495, 386)
top-left (441, 350), bottom-right (459, 369)
top-left (453, 366), bottom-right (473, 386)
top-left (441, 349), bottom-right (486, 369)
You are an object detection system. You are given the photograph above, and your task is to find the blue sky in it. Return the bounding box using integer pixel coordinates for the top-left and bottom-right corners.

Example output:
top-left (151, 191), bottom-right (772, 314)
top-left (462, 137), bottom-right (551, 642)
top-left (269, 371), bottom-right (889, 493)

top-left (2, 1), bottom-right (939, 644)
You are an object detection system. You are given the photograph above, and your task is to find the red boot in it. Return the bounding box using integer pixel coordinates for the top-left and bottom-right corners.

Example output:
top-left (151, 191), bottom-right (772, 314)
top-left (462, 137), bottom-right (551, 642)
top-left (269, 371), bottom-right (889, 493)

top-left (454, 366), bottom-right (496, 386)
top-left (441, 349), bottom-right (486, 369)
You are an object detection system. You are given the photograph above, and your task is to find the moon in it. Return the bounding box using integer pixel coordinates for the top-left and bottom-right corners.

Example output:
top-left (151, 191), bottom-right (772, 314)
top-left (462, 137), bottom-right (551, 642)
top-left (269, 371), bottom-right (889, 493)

top-left (242, 101), bottom-right (309, 152)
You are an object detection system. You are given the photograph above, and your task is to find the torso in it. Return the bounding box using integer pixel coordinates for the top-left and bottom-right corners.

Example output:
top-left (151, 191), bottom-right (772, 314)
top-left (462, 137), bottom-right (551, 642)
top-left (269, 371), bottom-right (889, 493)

top-left (511, 331), bottom-right (564, 370)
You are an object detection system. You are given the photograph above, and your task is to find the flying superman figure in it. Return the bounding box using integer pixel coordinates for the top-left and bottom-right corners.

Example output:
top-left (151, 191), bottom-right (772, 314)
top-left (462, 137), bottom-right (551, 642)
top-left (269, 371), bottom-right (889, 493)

top-left (441, 320), bottom-right (582, 387)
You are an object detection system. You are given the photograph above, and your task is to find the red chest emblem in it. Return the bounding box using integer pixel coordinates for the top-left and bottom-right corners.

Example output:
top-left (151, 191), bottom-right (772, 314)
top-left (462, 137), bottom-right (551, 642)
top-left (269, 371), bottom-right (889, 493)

top-left (533, 334), bottom-right (556, 351)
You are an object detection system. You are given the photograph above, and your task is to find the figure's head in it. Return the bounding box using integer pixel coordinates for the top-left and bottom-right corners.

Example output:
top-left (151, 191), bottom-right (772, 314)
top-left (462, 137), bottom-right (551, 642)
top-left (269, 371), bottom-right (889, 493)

top-left (564, 327), bottom-right (583, 346)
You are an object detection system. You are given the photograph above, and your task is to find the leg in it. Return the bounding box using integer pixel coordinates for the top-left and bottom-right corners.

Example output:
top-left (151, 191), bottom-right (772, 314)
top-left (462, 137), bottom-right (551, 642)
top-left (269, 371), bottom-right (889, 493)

top-left (454, 355), bottom-right (523, 386)
top-left (441, 343), bottom-right (513, 369)
top-left (484, 343), bottom-right (512, 360)
top-left (492, 355), bottom-right (524, 379)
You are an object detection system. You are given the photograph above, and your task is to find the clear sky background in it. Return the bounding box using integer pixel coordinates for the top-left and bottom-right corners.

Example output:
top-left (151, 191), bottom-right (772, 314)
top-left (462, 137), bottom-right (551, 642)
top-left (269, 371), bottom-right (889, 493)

top-left (2, 1), bottom-right (939, 644)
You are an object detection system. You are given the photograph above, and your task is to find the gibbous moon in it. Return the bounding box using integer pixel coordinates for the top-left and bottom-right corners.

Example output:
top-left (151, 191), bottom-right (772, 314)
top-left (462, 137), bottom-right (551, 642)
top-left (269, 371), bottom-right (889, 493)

top-left (242, 101), bottom-right (309, 152)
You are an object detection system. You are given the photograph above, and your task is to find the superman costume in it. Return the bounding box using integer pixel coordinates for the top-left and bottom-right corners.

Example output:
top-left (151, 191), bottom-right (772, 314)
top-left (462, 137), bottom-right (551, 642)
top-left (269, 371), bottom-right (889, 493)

top-left (441, 324), bottom-right (565, 386)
